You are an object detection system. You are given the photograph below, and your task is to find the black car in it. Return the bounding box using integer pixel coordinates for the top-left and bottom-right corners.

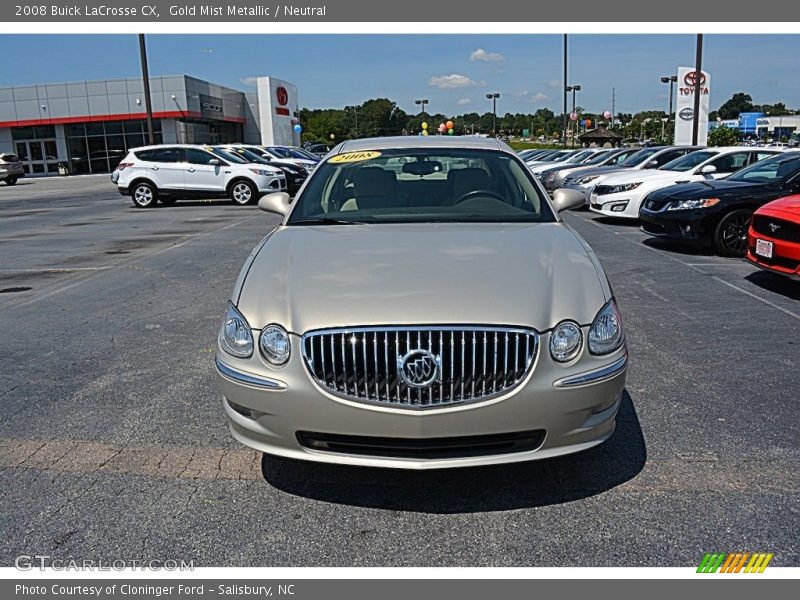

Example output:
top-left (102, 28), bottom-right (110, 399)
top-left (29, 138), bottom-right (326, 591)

top-left (214, 146), bottom-right (309, 195)
top-left (639, 153), bottom-right (800, 256)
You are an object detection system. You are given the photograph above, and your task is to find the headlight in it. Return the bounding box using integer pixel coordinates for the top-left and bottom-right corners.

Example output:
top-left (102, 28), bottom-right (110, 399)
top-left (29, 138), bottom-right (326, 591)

top-left (607, 182), bottom-right (641, 194)
top-left (260, 324), bottom-right (291, 365)
top-left (219, 303), bottom-right (253, 358)
top-left (249, 168), bottom-right (279, 177)
top-left (588, 299), bottom-right (624, 355)
top-left (574, 174), bottom-right (600, 184)
top-left (550, 321), bottom-right (583, 362)
top-left (667, 198), bottom-right (721, 211)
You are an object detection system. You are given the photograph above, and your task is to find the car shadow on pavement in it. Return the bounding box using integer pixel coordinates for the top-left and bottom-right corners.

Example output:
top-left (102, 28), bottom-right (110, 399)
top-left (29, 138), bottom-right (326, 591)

top-left (260, 390), bottom-right (646, 513)
top-left (745, 270), bottom-right (800, 300)
top-left (151, 200), bottom-right (245, 208)
top-left (641, 237), bottom-right (716, 257)
top-left (590, 216), bottom-right (641, 227)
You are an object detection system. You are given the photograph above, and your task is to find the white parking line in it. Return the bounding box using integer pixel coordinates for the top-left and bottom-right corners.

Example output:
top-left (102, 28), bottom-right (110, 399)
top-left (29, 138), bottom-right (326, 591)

top-left (570, 212), bottom-right (800, 322)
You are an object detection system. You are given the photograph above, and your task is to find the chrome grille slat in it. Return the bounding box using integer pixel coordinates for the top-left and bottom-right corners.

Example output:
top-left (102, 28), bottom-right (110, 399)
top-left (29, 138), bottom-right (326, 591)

top-left (302, 326), bottom-right (538, 410)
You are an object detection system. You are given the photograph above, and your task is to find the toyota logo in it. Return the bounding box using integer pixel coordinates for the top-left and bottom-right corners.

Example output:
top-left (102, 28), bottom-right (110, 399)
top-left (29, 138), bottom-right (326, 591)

top-left (276, 86), bottom-right (289, 106)
top-left (679, 107), bottom-right (695, 121)
top-left (684, 71), bottom-right (706, 87)
top-left (397, 349), bottom-right (441, 388)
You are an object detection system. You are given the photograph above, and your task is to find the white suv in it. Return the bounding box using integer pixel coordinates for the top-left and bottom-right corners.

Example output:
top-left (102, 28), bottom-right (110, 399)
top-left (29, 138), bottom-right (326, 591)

top-left (115, 144), bottom-right (286, 208)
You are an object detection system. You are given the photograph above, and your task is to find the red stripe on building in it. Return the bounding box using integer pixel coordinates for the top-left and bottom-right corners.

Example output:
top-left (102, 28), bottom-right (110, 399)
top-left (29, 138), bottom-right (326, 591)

top-left (0, 110), bottom-right (246, 128)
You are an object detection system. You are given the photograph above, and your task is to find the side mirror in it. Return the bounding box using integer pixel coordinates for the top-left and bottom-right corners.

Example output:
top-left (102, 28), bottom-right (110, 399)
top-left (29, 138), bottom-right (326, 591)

top-left (258, 192), bottom-right (291, 216)
top-left (209, 158), bottom-right (220, 166)
top-left (700, 164), bottom-right (717, 175)
top-left (552, 188), bottom-right (586, 213)
top-left (644, 160), bottom-right (659, 169)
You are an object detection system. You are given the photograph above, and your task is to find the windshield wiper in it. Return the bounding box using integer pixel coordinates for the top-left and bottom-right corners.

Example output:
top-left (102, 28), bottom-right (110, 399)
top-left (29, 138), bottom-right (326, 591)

top-left (289, 218), bottom-right (370, 226)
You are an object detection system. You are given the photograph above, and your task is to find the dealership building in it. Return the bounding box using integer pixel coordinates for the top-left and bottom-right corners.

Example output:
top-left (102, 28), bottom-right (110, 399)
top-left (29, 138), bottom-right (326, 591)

top-left (0, 74), bottom-right (300, 176)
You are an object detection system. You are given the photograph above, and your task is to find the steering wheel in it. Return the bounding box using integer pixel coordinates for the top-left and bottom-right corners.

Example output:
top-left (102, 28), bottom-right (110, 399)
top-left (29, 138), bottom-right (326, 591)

top-left (452, 189), bottom-right (506, 205)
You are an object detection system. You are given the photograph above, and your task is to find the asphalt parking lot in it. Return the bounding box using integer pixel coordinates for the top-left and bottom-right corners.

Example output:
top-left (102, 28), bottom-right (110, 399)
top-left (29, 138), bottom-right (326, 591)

top-left (0, 175), bottom-right (798, 567)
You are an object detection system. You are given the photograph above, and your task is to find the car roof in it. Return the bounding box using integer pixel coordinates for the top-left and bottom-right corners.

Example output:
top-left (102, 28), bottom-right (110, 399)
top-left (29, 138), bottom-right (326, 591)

top-left (333, 136), bottom-right (512, 154)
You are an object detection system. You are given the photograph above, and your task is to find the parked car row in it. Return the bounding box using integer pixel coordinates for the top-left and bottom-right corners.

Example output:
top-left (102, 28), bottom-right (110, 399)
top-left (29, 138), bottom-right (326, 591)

top-left (524, 144), bottom-right (800, 279)
top-left (112, 143), bottom-right (320, 208)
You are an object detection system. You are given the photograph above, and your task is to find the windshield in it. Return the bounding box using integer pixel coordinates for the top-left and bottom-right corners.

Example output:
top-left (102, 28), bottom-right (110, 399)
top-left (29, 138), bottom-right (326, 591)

top-left (727, 154), bottom-right (800, 183)
top-left (287, 148), bottom-right (556, 225)
top-left (565, 150), bottom-right (595, 163)
top-left (222, 147), bottom-right (268, 164)
top-left (289, 148), bottom-right (318, 161)
top-left (210, 147), bottom-right (248, 164)
top-left (266, 146), bottom-right (295, 159)
top-left (660, 150), bottom-right (718, 172)
top-left (583, 151), bottom-right (611, 165)
top-left (619, 147), bottom-right (659, 167)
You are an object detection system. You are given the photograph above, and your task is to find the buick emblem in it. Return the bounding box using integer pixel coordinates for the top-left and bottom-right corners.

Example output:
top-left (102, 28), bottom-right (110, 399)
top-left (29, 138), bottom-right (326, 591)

top-left (768, 222), bottom-right (781, 233)
top-left (397, 349), bottom-right (441, 388)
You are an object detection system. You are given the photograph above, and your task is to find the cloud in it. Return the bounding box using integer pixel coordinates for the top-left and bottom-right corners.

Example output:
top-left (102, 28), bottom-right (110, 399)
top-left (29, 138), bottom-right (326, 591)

top-left (457, 98), bottom-right (472, 105)
top-left (428, 74), bottom-right (479, 89)
top-left (469, 48), bottom-right (504, 62)
top-left (546, 79), bottom-right (561, 89)
top-left (531, 92), bottom-right (550, 102)
top-left (239, 76), bottom-right (259, 86)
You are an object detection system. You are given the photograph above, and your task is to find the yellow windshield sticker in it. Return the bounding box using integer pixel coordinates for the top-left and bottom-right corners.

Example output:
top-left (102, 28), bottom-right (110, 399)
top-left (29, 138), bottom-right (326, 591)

top-left (328, 151), bottom-right (382, 164)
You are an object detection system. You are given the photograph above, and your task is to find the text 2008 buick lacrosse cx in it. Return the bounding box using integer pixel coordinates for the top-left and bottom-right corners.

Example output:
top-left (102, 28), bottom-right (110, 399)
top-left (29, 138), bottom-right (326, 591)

top-left (215, 137), bottom-right (627, 469)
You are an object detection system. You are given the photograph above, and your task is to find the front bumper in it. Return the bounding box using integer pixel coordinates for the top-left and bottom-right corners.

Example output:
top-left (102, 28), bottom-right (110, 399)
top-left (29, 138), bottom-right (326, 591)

top-left (255, 175), bottom-right (288, 194)
top-left (639, 207), bottom-right (717, 246)
top-left (745, 231), bottom-right (800, 280)
top-left (215, 332), bottom-right (627, 470)
top-left (589, 192), bottom-right (642, 219)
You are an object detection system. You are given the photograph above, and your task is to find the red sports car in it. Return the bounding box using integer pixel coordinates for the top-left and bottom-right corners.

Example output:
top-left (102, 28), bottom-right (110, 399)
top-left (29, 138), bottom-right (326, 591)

top-left (746, 194), bottom-right (800, 280)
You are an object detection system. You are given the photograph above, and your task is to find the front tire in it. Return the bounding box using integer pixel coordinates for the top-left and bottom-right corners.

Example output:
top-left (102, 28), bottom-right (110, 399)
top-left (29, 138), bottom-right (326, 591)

top-left (713, 209), bottom-right (752, 257)
top-left (230, 180), bottom-right (256, 206)
top-left (5, 176), bottom-right (18, 185)
top-left (131, 182), bottom-right (158, 208)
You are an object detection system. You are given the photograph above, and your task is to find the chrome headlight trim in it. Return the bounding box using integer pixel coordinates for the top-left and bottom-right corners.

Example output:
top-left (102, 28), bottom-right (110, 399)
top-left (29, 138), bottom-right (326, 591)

top-left (215, 356), bottom-right (287, 390)
top-left (553, 353), bottom-right (628, 388)
top-left (219, 301), bottom-right (254, 358)
top-left (260, 324), bottom-right (291, 366)
top-left (549, 320), bottom-right (583, 363)
top-left (588, 298), bottom-right (625, 356)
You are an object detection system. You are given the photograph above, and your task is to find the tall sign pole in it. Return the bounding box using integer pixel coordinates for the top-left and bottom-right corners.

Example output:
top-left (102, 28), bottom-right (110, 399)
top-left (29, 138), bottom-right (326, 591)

top-left (138, 34), bottom-right (155, 145)
top-left (691, 34), bottom-right (703, 146)
top-left (562, 34), bottom-right (568, 148)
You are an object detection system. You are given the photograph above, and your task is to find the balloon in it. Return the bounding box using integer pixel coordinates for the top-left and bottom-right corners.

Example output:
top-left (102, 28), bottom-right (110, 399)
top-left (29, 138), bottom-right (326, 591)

top-left (422, 130), bottom-right (429, 136)
top-left (570, 112), bottom-right (578, 121)
top-left (580, 120), bottom-right (586, 127)
top-left (585, 119), bottom-right (592, 128)
top-left (603, 111), bottom-right (612, 120)
top-left (448, 128), bottom-right (454, 135)
top-left (329, 133), bottom-right (335, 140)
top-left (421, 122), bottom-right (428, 130)
top-left (293, 124), bottom-right (302, 133)
top-left (439, 123), bottom-right (446, 132)
top-left (446, 120), bottom-right (454, 129)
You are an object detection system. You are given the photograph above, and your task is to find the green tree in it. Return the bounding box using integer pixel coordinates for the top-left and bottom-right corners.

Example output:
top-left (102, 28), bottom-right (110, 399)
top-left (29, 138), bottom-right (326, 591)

top-left (716, 93), bottom-right (754, 120)
top-left (708, 125), bottom-right (740, 146)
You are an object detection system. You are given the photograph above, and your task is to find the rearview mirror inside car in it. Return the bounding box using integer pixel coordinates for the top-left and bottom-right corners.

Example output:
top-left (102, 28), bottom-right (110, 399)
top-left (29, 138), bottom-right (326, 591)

top-left (402, 161), bottom-right (443, 176)
top-left (552, 188), bottom-right (585, 213)
top-left (258, 192), bottom-right (291, 216)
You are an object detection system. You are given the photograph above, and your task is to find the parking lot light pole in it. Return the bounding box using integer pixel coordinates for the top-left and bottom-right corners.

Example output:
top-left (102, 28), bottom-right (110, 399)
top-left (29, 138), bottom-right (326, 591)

top-left (562, 34), bottom-right (568, 148)
top-left (691, 34), bottom-right (704, 146)
top-left (138, 34), bottom-right (155, 146)
top-left (486, 93), bottom-right (500, 136)
top-left (414, 98), bottom-right (429, 118)
top-left (566, 84), bottom-right (581, 147)
top-left (660, 75), bottom-right (678, 141)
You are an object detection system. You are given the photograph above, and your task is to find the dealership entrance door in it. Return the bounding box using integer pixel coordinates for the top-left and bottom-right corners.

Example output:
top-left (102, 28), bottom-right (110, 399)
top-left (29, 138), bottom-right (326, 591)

top-left (15, 139), bottom-right (59, 175)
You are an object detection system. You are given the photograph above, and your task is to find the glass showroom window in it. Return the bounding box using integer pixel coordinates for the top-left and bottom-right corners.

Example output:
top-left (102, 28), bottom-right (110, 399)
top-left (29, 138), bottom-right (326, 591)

top-left (65, 119), bottom-right (162, 174)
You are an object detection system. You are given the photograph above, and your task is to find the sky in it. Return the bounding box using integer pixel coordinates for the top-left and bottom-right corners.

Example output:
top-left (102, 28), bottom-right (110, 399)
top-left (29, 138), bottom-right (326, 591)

top-left (1, 34), bottom-right (798, 116)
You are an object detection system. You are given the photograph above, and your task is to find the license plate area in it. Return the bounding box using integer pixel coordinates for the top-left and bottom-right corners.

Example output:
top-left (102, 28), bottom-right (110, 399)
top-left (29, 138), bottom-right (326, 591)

top-left (755, 238), bottom-right (773, 258)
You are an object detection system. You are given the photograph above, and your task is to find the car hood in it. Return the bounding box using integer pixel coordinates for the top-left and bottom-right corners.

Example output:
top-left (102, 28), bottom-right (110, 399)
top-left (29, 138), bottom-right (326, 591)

top-left (564, 165), bottom-right (632, 180)
top-left (237, 223), bottom-right (609, 334)
top-left (758, 194), bottom-right (800, 216)
top-left (645, 178), bottom-right (768, 201)
top-left (598, 169), bottom-right (689, 186)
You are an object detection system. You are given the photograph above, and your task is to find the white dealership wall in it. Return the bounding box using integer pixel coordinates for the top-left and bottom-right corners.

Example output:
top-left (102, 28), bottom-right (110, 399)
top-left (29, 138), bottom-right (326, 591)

top-left (254, 76), bottom-right (301, 147)
top-left (674, 67), bottom-right (710, 146)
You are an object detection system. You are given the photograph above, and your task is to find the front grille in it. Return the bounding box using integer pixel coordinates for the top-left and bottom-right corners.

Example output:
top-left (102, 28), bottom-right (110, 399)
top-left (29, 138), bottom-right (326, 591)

top-left (643, 198), bottom-right (670, 212)
top-left (302, 326), bottom-right (538, 409)
top-left (296, 429), bottom-right (546, 459)
top-left (752, 215), bottom-right (800, 243)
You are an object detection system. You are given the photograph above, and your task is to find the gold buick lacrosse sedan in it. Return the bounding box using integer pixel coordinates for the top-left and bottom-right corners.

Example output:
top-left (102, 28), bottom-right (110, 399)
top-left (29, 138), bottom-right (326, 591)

top-left (215, 136), bottom-right (627, 469)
